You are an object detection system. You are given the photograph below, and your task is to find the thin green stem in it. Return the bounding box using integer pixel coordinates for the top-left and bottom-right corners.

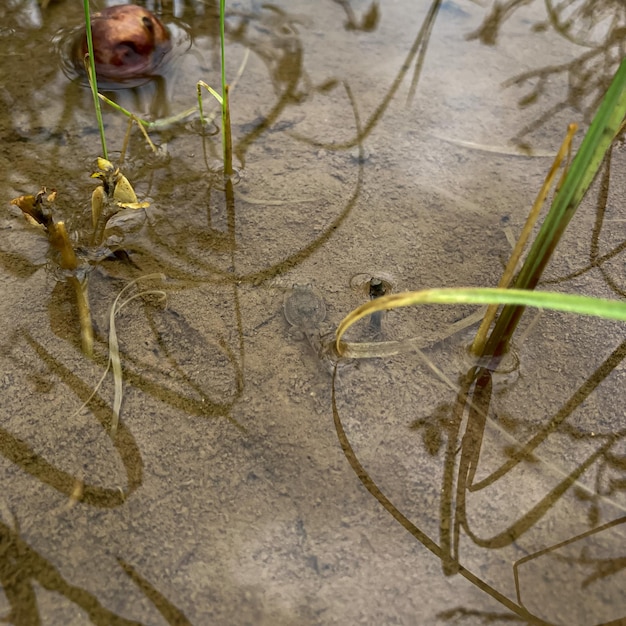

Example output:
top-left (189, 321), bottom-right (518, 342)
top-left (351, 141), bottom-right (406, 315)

top-left (220, 0), bottom-right (230, 171)
top-left (223, 85), bottom-right (233, 177)
top-left (83, 0), bottom-right (108, 159)
top-left (99, 91), bottom-right (199, 129)
top-left (220, 0), bottom-right (226, 95)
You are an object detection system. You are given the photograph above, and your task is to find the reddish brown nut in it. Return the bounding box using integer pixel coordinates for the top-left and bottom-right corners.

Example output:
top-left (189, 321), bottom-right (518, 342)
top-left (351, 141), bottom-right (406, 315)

top-left (79, 4), bottom-right (171, 82)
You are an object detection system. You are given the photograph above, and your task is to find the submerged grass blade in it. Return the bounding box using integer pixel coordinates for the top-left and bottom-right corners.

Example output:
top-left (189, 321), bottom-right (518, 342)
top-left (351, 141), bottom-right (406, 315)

top-left (334, 287), bottom-right (626, 355)
top-left (83, 0), bottom-right (107, 159)
top-left (222, 84), bottom-right (233, 177)
top-left (108, 275), bottom-right (166, 437)
top-left (482, 57), bottom-right (626, 356)
top-left (62, 275), bottom-right (166, 435)
top-left (73, 276), bottom-right (94, 357)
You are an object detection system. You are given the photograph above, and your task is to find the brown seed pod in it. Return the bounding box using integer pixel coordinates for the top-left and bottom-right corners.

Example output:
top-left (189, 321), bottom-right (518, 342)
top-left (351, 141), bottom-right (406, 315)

top-left (78, 4), bottom-right (171, 82)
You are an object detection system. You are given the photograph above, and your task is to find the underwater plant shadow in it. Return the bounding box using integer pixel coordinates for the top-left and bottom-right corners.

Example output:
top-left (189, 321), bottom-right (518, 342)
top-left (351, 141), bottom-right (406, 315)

top-left (468, 0), bottom-right (626, 147)
top-left (0, 515), bottom-right (191, 625)
top-left (329, 332), bottom-right (626, 624)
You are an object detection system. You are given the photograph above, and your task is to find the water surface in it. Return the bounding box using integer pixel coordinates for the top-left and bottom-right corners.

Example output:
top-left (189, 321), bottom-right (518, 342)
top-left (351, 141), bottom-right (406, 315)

top-left (1, 0), bottom-right (625, 624)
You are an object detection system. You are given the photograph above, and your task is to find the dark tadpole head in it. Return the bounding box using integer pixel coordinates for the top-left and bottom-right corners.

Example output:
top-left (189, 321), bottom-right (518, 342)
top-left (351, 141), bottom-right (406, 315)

top-left (368, 277), bottom-right (388, 300)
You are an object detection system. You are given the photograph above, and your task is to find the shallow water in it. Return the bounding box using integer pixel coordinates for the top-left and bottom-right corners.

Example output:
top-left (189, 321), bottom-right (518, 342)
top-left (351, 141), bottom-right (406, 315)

top-left (1, 0), bottom-right (625, 624)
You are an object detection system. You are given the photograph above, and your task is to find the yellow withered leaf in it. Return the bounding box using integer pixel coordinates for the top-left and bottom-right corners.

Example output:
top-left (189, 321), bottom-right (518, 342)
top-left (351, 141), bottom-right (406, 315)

top-left (117, 201), bottom-right (150, 210)
top-left (113, 173), bottom-right (138, 204)
top-left (22, 214), bottom-right (45, 228)
top-left (11, 193), bottom-right (50, 229)
top-left (10, 195), bottom-right (36, 213)
top-left (91, 186), bottom-right (106, 229)
top-left (96, 157), bottom-right (115, 172)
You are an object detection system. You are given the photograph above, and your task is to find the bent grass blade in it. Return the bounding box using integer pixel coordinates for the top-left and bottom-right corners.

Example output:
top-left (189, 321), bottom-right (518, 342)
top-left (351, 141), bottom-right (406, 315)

top-left (63, 275), bottom-right (167, 437)
top-left (334, 288), bottom-right (626, 356)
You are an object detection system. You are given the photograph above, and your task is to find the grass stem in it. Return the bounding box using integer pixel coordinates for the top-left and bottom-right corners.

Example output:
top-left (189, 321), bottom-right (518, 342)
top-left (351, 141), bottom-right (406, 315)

top-left (223, 84), bottom-right (233, 177)
top-left (50, 220), bottom-right (94, 355)
top-left (471, 123), bottom-right (577, 355)
top-left (83, 0), bottom-right (108, 159)
top-left (481, 57), bottom-right (626, 359)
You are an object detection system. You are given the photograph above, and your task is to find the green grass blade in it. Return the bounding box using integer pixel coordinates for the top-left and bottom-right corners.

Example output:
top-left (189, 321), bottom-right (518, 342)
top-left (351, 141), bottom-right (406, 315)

top-left (220, 0), bottom-right (226, 100)
top-left (518, 58), bottom-right (626, 286)
top-left (83, 0), bottom-right (108, 159)
top-left (483, 58), bottom-right (626, 356)
top-left (335, 287), bottom-right (626, 354)
top-left (219, 0), bottom-right (232, 174)
top-left (98, 92), bottom-right (199, 130)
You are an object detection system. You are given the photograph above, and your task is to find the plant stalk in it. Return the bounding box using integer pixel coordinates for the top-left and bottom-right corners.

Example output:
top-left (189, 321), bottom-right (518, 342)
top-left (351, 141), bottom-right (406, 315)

top-left (481, 57), bottom-right (626, 360)
top-left (49, 221), bottom-right (94, 355)
top-left (83, 0), bottom-right (108, 159)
